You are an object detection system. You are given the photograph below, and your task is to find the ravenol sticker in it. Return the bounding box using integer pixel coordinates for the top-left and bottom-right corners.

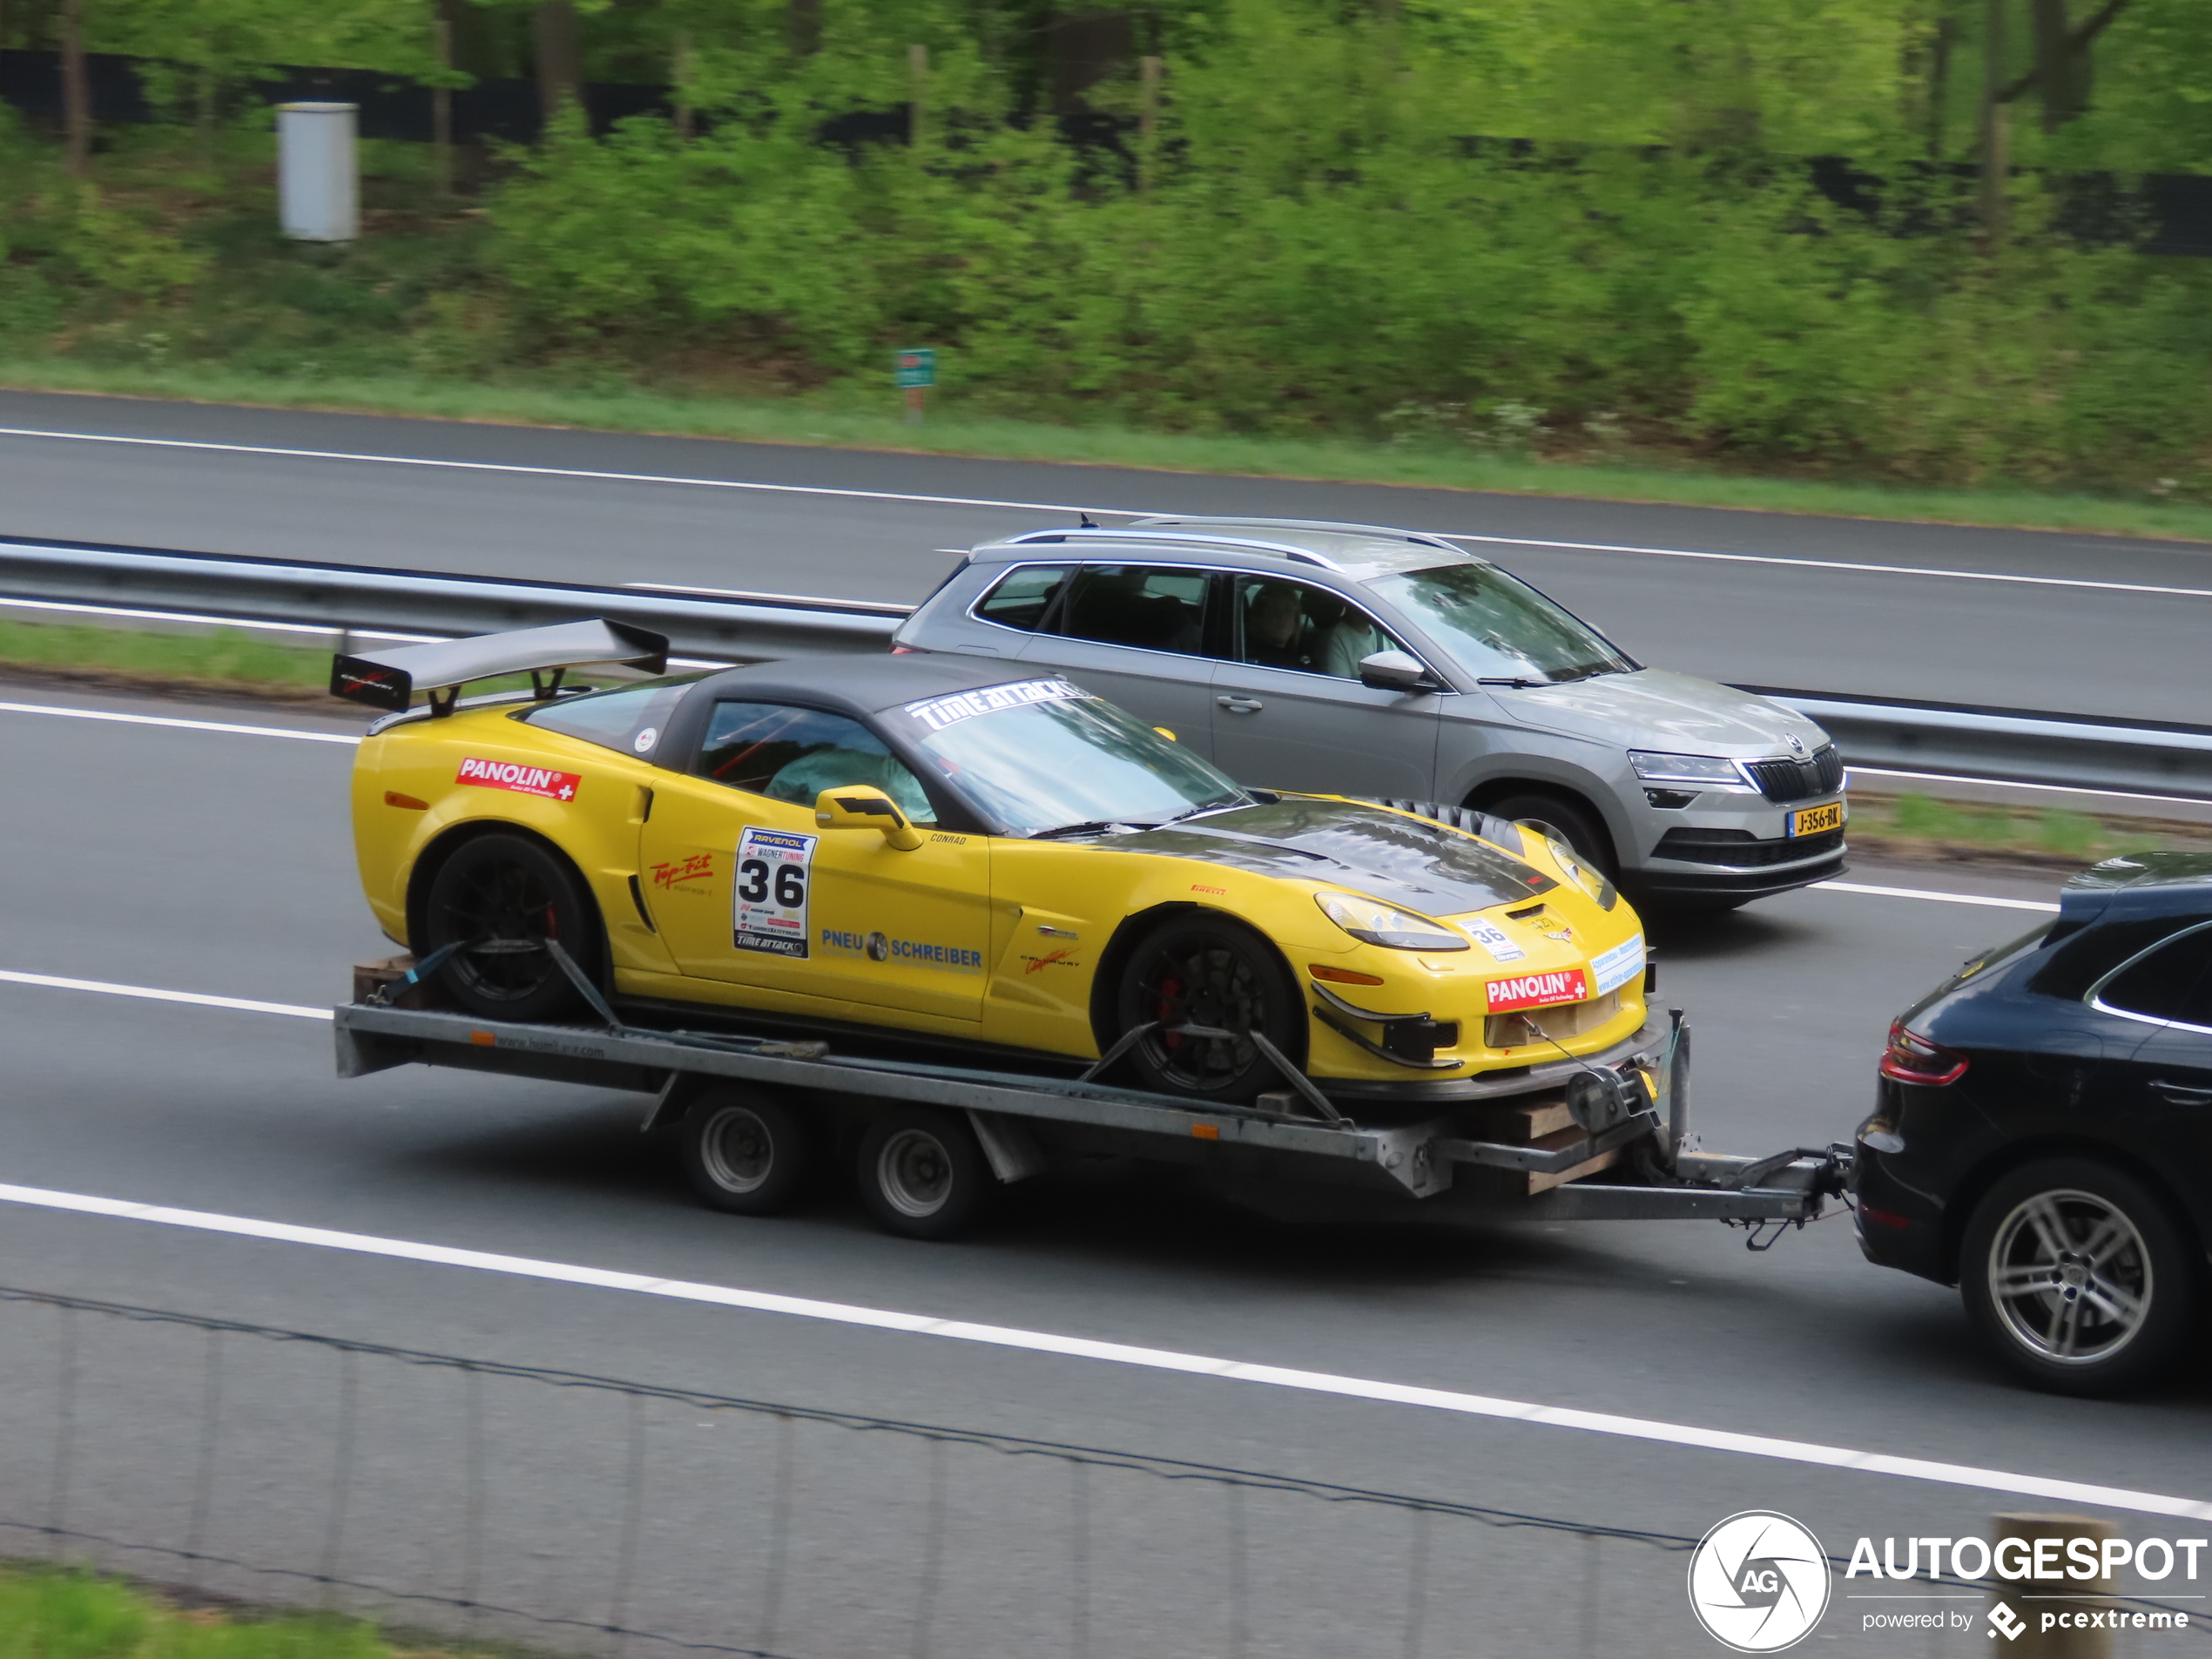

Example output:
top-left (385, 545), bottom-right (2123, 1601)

top-left (1590, 934), bottom-right (1645, 997)
top-left (457, 757), bottom-right (580, 802)
top-left (903, 678), bottom-right (1090, 732)
top-left (733, 826), bottom-right (815, 958)
top-left (1462, 918), bottom-right (1527, 963)
top-left (1485, 968), bottom-right (1590, 1014)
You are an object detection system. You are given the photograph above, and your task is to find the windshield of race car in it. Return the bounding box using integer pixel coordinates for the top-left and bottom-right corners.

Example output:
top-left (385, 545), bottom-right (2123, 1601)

top-left (897, 679), bottom-right (1247, 835)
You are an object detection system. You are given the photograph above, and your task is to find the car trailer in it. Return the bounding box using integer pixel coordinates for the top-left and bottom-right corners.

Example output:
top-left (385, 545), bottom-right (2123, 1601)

top-left (335, 949), bottom-right (1851, 1242)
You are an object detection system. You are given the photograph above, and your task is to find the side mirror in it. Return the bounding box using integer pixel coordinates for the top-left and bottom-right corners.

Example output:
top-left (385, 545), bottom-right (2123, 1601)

top-left (814, 786), bottom-right (924, 851)
top-left (1358, 649), bottom-right (1432, 692)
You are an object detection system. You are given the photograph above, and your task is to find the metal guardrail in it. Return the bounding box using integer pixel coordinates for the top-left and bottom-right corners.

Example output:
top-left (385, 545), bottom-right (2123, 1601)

top-left (4, 535), bottom-right (2208, 804)
top-left (0, 536), bottom-right (905, 660)
top-left (1753, 689), bottom-right (2212, 804)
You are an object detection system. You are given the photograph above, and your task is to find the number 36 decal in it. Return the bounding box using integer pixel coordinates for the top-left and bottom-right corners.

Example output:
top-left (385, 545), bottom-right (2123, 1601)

top-left (732, 826), bottom-right (816, 959)
top-left (736, 859), bottom-right (807, 908)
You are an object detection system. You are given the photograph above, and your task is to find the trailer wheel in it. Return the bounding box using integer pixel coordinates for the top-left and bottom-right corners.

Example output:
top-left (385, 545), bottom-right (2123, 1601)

top-left (421, 833), bottom-right (601, 1022)
top-left (680, 1091), bottom-right (816, 1217)
top-left (857, 1109), bottom-right (993, 1241)
top-left (1959, 1158), bottom-right (2200, 1396)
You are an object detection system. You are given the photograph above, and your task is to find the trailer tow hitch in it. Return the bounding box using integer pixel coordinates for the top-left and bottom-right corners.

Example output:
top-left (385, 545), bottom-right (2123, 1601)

top-left (1716, 1143), bottom-right (1858, 1250)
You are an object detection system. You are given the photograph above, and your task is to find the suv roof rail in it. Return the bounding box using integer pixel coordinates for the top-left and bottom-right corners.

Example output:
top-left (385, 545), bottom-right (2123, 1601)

top-left (998, 526), bottom-right (1343, 570)
top-left (1129, 515), bottom-right (1462, 553)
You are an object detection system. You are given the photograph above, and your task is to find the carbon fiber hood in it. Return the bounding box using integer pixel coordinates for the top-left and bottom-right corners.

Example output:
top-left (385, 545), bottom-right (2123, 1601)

top-left (1103, 797), bottom-right (1556, 914)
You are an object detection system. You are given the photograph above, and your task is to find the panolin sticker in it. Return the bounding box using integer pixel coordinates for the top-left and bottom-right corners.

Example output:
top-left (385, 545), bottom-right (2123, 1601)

top-left (732, 826), bottom-right (816, 958)
top-left (1485, 968), bottom-right (1590, 1014)
top-left (1462, 918), bottom-right (1527, 963)
top-left (1590, 934), bottom-right (1646, 996)
top-left (457, 757), bottom-right (581, 802)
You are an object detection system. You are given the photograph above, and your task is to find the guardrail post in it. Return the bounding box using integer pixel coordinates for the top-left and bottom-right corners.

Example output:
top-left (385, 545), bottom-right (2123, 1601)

top-left (1988, 1514), bottom-right (2116, 1656)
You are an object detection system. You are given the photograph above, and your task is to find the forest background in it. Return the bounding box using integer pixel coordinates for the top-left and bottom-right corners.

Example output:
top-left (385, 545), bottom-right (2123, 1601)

top-left (1, 0), bottom-right (2210, 504)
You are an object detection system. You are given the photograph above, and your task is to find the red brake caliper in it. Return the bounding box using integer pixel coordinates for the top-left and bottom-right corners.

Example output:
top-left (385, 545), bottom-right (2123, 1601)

top-left (1157, 973), bottom-right (1183, 1049)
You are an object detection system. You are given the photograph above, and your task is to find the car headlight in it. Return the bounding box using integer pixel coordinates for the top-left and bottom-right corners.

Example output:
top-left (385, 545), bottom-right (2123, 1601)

top-left (1628, 751), bottom-right (1743, 786)
top-left (1315, 892), bottom-right (1468, 952)
top-left (1530, 830), bottom-right (1618, 912)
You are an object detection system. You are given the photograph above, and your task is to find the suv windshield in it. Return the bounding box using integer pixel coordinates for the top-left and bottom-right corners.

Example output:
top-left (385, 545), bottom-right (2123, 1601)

top-left (1370, 563), bottom-right (1634, 685)
top-left (897, 679), bottom-right (1246, 834)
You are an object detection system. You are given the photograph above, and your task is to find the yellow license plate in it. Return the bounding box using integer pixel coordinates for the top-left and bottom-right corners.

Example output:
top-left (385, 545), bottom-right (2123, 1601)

top-left (1791, 800), bottom-right (1846, 837)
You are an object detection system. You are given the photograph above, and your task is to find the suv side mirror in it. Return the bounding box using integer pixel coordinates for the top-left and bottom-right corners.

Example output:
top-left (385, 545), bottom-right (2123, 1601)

top-left (814, 786), bottom-right (924, 850)
top-left (1358, 649), bottom-right (1432, 692)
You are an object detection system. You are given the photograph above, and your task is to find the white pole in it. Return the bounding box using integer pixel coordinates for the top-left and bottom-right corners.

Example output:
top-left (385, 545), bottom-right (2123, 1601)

top-left (277, 101), bottom-right (360, 243)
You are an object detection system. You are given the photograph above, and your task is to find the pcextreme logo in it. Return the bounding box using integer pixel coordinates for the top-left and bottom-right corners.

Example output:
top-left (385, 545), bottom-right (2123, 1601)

top-left (1687, 1511), bottom-right (1831, 1652)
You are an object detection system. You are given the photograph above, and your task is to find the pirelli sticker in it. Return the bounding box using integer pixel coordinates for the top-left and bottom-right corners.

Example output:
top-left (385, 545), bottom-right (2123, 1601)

top-left (902, 678), bottom-right (1090, 732)
top-left (1485, 967), bottom-right (1590, 1014)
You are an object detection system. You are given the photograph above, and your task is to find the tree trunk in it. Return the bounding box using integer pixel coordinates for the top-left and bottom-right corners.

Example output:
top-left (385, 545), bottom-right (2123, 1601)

top-left (532, 0), bottom-right (583, 131)
top-left (432, 1), bottom-right (455, 194)
top-left (671, 29), bottom-right (691, 140)
top-left (59, 0), bottom-right (91, 178)
top-left (786, 0), bottom-right (821, 57)
top-left (1925, 14), bottom-right (1955, 158)
top-left (1978, 0), bottom-right (2007, 243)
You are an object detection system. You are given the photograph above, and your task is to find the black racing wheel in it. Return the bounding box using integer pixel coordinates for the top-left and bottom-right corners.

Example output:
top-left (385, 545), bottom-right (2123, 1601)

top-left (1959, 1158), bottom-right (2201, 1396)
top-left (421, 833), bottom-right (602, 1023)
top-left (1113, 914), bottom-right (1302, 1105)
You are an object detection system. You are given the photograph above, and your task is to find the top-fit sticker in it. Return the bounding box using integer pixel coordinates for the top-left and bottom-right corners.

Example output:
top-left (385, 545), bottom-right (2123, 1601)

top-left (1590, 934), bottom-right (1646, 996)
top-left (902, 679), bottom-right (1090, 732)
top-left (1461, 917), bottom-right (1527, 963)
top-left (457, 757), bottom-right (580, 802)
top-left (732, 826), bottom-right (815, 958)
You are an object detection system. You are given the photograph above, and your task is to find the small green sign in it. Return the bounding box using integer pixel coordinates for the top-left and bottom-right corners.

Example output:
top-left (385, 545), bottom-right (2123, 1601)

top-left (895, 347), bottom-right (937, 388)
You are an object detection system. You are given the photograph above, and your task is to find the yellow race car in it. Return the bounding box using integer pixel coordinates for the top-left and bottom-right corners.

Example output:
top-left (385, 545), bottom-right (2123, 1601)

top-left (335, 622), bottom-right (1651, 1109)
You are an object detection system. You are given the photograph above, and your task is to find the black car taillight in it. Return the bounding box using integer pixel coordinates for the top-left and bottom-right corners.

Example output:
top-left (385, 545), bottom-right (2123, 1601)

top-left (1878, 1020), bottom-right (1967, 1086)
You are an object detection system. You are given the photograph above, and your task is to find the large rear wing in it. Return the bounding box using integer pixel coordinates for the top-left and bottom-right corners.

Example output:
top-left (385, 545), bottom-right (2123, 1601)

top-left (329, 619), bottom-right (671, 713)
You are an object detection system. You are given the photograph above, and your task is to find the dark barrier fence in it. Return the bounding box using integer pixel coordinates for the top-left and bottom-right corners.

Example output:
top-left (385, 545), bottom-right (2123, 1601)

top-left (3, 1283), bottom-right (2207, 1657)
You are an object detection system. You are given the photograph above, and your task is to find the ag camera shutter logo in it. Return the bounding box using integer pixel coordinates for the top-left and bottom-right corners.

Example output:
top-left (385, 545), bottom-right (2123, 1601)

top-left (1687, 1511), bottom-right (1831, 1652)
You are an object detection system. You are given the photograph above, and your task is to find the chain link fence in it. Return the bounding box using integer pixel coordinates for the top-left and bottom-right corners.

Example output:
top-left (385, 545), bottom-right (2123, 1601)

top-left (1, 1284), bottom-right (2203, 1657)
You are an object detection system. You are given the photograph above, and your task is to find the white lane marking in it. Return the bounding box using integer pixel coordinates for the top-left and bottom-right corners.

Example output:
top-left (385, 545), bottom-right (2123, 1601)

top-left (0, 701), bottom-right (361, 745)
top-left (1432, 530), bottom-right (2212, 601)
top-left (0, 426), bottom-right (1096, 516)
top-left (0, 1179), bottom-right (2201, 1521)
top-left (1813, 880), bottom-right (2059, 914)
top-left (4, 424), bottom-right (2202, 601)
top-left (0, 970), bottom-right (332, 1019)
top-left (1847, 765), bottom-right (2212, 811)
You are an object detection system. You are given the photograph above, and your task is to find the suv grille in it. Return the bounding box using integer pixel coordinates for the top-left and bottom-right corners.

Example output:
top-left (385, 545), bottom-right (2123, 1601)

top-left (1743, 745), bottom-right (1843, 804)
top-left (1656, 827), bottom-right (1844, 867)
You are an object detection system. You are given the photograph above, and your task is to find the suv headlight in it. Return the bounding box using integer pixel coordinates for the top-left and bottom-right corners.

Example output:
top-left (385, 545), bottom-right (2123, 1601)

top-left (1628, 751), bottom-right (1743, 786)
top-left (1315, 892), bottom-right (1468, 952)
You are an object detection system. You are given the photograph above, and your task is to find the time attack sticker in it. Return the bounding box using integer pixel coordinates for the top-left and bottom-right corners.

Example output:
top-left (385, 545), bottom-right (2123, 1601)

top-left (902, 678), bottom-right (1090, 732)
top-left (732, 827), bottom-right (815, 958)
top-left (456, 757), bottom-right (581, 802)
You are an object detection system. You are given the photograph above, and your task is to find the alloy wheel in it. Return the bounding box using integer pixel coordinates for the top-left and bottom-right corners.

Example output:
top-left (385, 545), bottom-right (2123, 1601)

top-left (1986, 1189), bottom-right (2153, 1366)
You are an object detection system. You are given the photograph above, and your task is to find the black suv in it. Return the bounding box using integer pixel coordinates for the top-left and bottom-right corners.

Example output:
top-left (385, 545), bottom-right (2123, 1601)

top-left (1857, 853), bottom-right (2212, 1394)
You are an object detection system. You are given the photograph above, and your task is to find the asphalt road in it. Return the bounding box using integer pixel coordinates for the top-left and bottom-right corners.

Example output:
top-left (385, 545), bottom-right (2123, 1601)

top-left (2, 683), bottom-right (2206, 1656)
top-left (2, 389), bottom-right (2209, 725)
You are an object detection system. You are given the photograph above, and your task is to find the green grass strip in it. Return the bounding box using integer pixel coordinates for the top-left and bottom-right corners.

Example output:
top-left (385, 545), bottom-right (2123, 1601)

top-left (7, 360), bottom-right (2212, 544)
top-left (0, 618), bottom-right (334, 689)
top-left (0, 1564), bottom-right (466, 1658)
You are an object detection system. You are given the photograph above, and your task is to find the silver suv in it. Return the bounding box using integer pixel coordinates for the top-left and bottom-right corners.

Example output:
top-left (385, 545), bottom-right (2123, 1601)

top-left (892, 516), bottom-right (1844, 909)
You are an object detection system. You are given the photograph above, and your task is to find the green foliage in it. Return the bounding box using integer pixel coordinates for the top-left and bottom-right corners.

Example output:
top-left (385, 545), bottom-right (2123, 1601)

top-left (9, 0), bottom-right (2212, 500)
top-left (0, 619), bottom-right (334, 687)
